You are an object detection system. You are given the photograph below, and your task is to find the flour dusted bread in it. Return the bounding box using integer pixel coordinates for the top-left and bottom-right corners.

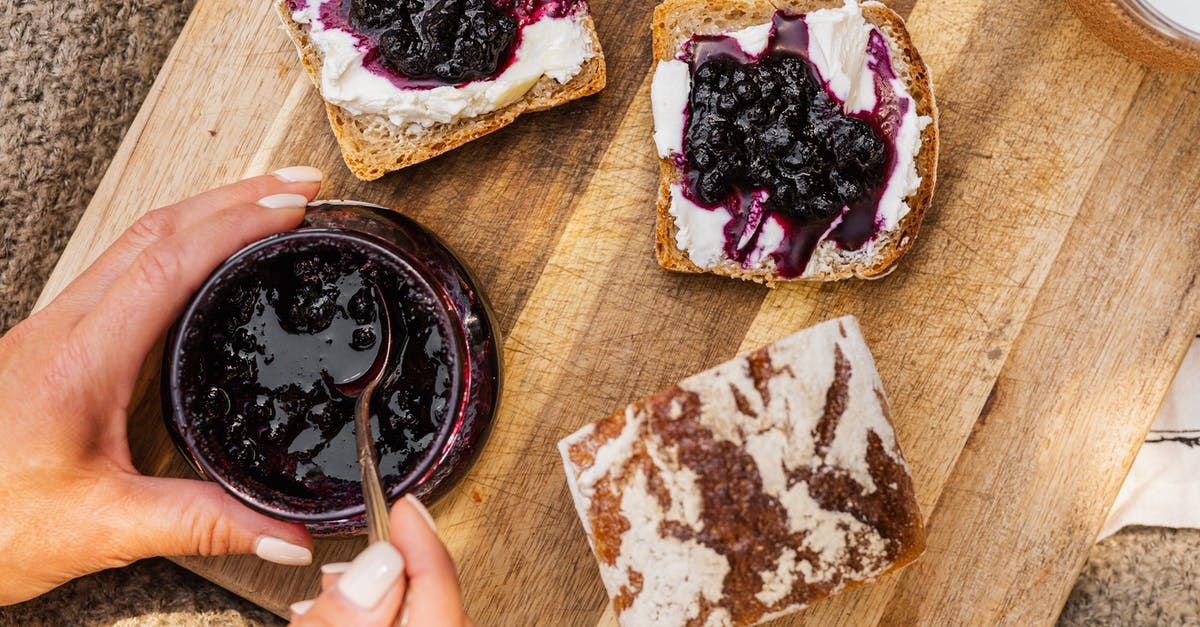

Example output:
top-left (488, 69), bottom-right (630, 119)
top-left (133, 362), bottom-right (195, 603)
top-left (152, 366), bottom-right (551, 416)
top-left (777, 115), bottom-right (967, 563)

top-left (559, 316), bottom-right (924, 626)
top-left (652, 0), bottom-right (938, 284)
top-left (276, 0), bottom-right (606, 181)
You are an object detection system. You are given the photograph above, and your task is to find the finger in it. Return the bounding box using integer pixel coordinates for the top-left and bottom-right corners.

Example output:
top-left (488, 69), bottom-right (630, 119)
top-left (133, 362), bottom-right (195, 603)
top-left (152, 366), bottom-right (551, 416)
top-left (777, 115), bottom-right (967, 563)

top-left (320, 562), bottom-right (350, 590)
top-left (49, 167), bottom-right (322, 322)
top-left (390, 495), bottom-right (470, 626)
top-left (107, 476), bottom-right (312, 566)
top-left (289, 599), bottom-right (316, 621)
top-left (73, 194), bottom-right (309, 389)
top-left (291, 542), bottom-right (407, 627)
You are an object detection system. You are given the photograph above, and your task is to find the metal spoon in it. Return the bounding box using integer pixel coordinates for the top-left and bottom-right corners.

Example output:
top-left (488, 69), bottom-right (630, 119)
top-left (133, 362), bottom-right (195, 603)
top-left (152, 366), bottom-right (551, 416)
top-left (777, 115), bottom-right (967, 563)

top-left (333, 285), bottom-right (406, 544)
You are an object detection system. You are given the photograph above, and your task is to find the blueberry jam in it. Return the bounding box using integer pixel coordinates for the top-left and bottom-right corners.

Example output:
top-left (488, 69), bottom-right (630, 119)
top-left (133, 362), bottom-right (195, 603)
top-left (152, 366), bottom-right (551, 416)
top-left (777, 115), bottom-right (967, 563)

top-left (290, 0), bottom-right (583, 87)
top-left (350, 0), bottom-right (518, 82)
top-left (179, 239), bottom-right (457, 515)
top-left (680, 12), bottom-right (899, 278)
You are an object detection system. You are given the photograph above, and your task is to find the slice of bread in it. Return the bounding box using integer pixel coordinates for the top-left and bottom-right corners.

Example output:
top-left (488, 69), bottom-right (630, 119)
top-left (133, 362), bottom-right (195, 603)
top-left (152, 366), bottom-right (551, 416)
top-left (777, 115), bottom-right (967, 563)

top-left (276, 1), bottom-right (607, 181)
top-left (559, 316), bottom-right (925, 626)
top-left (652, 0), bottom-right (938, 285)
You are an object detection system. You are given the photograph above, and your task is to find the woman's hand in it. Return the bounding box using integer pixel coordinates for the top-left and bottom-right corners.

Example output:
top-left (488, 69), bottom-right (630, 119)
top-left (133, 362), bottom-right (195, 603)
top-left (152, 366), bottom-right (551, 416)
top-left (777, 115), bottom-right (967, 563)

top-left (289, 495), bottom-right (472, 627)
top-left (0, 168), bottom-right (326, 605)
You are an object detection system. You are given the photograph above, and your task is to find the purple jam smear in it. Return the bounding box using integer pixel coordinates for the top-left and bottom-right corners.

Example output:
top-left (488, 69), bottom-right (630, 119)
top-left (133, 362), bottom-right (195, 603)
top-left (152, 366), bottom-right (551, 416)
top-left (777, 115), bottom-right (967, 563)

top-left (180, 241), bottom-right (456, 512)
top-left (678, 11), bottom-right (910, 279)
top-left (289, 0), bottom-right (585, 88)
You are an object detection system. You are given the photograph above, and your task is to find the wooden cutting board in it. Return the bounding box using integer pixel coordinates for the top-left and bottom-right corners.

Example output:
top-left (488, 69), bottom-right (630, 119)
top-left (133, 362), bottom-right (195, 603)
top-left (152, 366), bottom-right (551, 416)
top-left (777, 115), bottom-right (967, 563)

top-left (34, 0), bottom-right (1200, 623)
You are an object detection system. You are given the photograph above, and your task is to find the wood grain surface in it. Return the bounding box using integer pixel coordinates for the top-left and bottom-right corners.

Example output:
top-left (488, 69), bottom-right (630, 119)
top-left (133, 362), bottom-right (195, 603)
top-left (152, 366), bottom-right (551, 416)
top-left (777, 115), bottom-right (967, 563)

top-left (34, 0), bottom-right (1200, 624)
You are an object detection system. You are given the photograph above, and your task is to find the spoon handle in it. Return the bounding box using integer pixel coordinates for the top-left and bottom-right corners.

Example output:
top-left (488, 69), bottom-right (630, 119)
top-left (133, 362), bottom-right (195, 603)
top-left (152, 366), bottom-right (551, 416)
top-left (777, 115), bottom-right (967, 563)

top-left (354, 391), bottom-right (392, 544)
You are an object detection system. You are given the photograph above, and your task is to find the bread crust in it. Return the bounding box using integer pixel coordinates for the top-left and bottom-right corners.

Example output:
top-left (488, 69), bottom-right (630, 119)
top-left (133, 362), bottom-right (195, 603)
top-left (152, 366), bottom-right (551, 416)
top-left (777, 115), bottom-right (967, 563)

top-left (276, 1), bottom-right (607, 181)
top-left (651, 0), bottom-right (938, 285)
top-left (559, 316), bottom-right (926, 625)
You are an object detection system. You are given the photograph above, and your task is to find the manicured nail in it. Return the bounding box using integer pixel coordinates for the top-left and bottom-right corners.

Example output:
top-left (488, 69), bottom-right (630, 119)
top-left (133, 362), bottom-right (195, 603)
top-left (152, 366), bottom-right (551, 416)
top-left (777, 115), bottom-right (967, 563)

top-left (289, 599), bottom-right (315, 617)
top-left (256, 193), bottom-right (309, 209)
top-left (320, 562), bottom-right (351, 575)
top-left (405, 494), bottom-right (437, 532)
top-left (272, 166), bottom-right (324, 183)
top-left (254, 536), bottom-right (312, 566)
top-left (336, 541), bottom-right (405, 610)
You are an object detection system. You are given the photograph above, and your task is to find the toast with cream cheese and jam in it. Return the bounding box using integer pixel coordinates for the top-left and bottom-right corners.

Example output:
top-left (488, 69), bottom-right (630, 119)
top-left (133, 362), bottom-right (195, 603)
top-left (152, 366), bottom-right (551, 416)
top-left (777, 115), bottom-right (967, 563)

top-left (277, 0), bottom-right (607, 181)
top-left (651, 0), bottom-right (937, 284)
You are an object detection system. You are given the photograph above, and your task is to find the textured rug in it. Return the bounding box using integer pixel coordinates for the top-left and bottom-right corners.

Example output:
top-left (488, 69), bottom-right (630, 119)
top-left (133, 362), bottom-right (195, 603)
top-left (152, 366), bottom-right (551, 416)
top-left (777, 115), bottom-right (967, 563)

top-left (0, 0), bottom-right (1193, 624)
top-left (1061, 528), bottom-right (1200, 626)
top-left (0, 1), bottom-right (192, 330)
top-left (0, 559), bottom-right (283, 627)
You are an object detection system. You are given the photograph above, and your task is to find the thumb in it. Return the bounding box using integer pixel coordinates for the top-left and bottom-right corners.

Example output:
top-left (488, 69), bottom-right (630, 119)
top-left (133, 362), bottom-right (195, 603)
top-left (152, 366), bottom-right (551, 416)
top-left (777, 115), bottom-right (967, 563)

top-left (112, 475), bottom-right (313, 566)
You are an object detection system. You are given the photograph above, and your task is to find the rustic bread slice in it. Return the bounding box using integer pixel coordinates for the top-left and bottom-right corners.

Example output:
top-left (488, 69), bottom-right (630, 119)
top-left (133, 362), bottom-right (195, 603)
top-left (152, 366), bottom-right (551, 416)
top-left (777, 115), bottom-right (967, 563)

top-left (276, 1), bottom-right (607, 181)
top-left (559, 316), bottom-right (925, 626)
top-left (652, 0), bottom-right (939, 284)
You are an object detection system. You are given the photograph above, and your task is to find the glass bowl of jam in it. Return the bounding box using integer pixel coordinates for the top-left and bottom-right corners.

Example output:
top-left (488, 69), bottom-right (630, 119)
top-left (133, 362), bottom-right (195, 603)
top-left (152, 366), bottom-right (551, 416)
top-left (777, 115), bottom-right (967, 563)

top-left (161, 201), bottom-right (501, 535)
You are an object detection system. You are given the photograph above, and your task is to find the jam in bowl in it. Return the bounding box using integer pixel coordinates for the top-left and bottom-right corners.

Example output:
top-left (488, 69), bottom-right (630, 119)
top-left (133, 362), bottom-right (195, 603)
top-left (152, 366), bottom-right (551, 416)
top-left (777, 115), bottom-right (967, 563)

top-left (162, 201), bottom-right (501, 535)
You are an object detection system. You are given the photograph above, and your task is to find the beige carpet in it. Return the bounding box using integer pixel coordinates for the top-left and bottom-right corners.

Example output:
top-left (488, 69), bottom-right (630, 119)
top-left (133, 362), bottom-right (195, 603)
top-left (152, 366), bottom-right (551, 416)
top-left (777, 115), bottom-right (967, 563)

top-left (0, 0), bottom-right (1193, 624)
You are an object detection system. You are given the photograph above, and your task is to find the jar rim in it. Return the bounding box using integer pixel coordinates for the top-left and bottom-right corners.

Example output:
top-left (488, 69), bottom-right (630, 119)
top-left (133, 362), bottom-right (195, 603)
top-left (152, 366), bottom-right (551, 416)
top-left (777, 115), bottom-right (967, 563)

top-left (1121, 0), bottom-right (1200, 47)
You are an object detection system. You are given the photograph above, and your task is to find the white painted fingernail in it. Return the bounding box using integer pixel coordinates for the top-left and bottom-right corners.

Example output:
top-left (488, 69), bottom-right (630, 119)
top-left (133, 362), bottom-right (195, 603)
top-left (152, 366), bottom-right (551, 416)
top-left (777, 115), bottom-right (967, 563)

top-left (337, 541), bottom-right (405, 610)
top-left (320, 562), bottom-right (351, 575)
top-left (289, 599), bottom-right (315, 617)
top-left (254, 536), bottom-right (312, 566)
top-left (405, 494), bottom-right (437, 532)
top-left (272, 166), bottom-right (323, 183)
top-left (256, 193), bottom-right (309, 209)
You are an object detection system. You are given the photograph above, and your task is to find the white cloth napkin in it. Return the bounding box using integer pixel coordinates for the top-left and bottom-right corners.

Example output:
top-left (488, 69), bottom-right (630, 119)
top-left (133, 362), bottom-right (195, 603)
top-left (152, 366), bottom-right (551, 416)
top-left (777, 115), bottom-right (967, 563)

top-left (1100, 337), bottom-right (1200, 540)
